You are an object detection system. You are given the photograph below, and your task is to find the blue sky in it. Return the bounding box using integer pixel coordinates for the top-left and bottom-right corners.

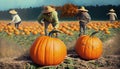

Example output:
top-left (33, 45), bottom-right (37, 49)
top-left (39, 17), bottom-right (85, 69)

top-left (0, 0), bottom-right (120, 11)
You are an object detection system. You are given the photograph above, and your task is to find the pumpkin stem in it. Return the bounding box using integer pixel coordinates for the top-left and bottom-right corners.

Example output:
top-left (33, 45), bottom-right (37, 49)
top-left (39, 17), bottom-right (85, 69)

top-left (48, 30), bottom-right (61, 37)
top-left (90, 31), bottom-right (99, 37)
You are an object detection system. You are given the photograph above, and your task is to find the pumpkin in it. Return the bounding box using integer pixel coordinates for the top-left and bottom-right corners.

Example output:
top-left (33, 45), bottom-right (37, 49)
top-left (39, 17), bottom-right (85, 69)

top-left (30, 30), bottom-right (67, 66)
top-left (32, 31), bottom-right (38, 35)
top-left (75, 32), bottom-right (103, 60)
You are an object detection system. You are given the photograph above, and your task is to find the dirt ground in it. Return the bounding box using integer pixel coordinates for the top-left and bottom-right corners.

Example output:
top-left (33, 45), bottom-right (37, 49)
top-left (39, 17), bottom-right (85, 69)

top-left (0, 53), bottom-right (120, 69)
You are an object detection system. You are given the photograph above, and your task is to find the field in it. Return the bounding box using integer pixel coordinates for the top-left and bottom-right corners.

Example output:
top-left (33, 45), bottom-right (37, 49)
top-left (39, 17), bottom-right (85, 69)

top-left (0, 20), bottom-right (120, 69)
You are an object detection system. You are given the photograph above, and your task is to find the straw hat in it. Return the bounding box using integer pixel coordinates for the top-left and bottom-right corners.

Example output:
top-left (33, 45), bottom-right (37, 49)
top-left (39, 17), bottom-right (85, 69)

top-left (109, 9), bottom-right (115, 12)
top-left (78, 6), bottom-right (88, 12)
top-left (42, 6), bottom-right (55, 13)
top-left (9, 10), bottom-right (17, 14)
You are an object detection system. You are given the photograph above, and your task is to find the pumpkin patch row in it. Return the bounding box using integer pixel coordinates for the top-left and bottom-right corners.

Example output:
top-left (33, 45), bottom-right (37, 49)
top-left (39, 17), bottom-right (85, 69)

top-left (0, 22), bottom-right (78, 36)
top-left (0, 21), bottom-right (120, 36)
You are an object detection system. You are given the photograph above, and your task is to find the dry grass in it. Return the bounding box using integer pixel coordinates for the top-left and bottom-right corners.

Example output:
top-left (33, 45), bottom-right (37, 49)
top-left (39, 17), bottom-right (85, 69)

top-left (0, 38), bottom-right (28, 58)
top-left (103, 33), bottom-right (120, 56)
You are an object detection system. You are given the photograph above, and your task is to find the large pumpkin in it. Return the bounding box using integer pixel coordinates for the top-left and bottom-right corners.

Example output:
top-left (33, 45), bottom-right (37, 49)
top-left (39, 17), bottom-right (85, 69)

top-left (75, 32), bottom-right (103, 60)
top-left (30, 31), bottom-right (67, 66)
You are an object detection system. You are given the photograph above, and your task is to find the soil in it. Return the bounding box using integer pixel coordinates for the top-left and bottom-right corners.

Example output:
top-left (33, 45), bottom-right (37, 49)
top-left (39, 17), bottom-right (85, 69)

top-left (0, 53), bottom-right (120, 69)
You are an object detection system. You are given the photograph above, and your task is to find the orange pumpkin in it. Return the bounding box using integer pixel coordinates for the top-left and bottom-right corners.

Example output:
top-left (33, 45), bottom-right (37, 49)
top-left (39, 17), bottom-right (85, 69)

top-left (75, 32), bottom-right (103, 60)
top-left (30, 31), bottom-right (67, 66)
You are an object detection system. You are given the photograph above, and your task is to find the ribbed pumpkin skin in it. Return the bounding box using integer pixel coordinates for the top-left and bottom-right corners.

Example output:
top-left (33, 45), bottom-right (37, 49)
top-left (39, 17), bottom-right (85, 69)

top-left (30, 36), bottom-right (67, 66)
top-left (75, 35), bottom-right (103, 60)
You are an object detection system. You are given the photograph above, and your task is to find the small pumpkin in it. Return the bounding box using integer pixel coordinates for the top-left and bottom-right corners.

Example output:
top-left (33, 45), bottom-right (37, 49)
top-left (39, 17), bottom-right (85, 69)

top-left (75, 32), bottom-right (103, 60)
top-left (30, 30), bottom-right (67, 66)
